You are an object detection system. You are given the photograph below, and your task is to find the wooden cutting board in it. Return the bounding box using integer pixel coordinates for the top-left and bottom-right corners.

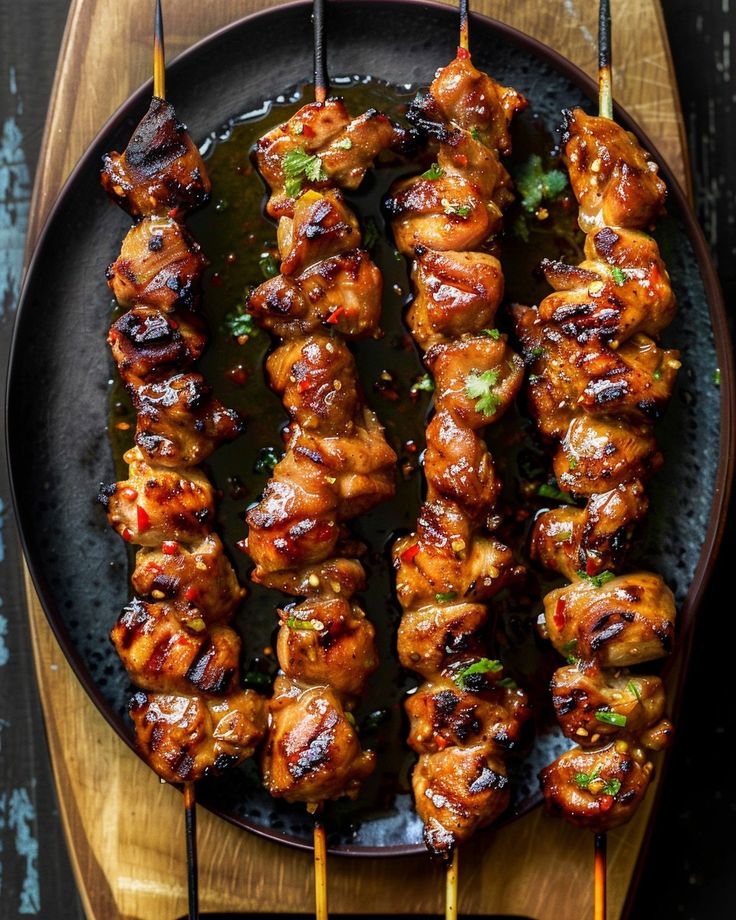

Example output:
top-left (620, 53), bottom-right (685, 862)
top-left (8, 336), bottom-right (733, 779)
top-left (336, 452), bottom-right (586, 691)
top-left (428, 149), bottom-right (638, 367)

top-left (23, 1), bottom-right (689, 917)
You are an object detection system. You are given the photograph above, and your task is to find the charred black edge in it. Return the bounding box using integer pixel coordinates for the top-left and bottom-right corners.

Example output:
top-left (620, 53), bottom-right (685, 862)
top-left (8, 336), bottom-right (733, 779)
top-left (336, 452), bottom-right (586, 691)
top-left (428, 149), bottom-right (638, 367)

top-left (6, 0), bottom-right (734, 862)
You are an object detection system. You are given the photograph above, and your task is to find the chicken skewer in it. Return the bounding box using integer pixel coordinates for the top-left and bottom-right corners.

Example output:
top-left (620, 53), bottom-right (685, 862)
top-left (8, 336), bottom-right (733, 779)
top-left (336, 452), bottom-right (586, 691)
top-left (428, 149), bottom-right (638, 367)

top-left (385, 1), bottom-right (531, 914)
top-left (98, 4), bottom-right (266, 917)
top-left (242, 2), bottom-right (400, 915)
top-left (511, 2), bottom-right (678, 916)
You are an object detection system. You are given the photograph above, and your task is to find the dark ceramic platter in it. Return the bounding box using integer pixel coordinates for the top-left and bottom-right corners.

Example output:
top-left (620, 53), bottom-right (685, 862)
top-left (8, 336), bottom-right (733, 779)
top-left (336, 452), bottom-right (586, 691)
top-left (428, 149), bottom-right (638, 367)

top-left (7, 0), bottom-right (732, 857)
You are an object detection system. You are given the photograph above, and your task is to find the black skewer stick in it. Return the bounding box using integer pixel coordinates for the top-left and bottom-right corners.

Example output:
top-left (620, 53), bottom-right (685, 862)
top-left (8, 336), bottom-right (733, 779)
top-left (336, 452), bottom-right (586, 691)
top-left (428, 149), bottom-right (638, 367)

top-left (594, 4), bottom-right (612, 917)
top-left (153, 0), bottom-right (165, 100)
top-left (312, 0), bottom-right (329, 103)
top-left (598, 0), bottom-right (613, 119)
top-left (184, 782), bottom-right (200, 920)
top-left (459, 0), bottom-right (470, 51)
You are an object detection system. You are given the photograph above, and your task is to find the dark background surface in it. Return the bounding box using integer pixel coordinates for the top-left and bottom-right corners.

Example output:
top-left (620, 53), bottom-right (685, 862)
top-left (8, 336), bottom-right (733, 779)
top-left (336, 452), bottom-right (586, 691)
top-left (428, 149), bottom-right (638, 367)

top-left (0, 1), bottom-right (733, 917)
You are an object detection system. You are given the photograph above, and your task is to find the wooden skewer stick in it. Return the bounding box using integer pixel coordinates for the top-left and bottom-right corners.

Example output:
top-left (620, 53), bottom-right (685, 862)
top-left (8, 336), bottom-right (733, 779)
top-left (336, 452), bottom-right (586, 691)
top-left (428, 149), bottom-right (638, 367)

top-left (598, 0), bottom-right (613, 119)
top-left (183, 781), bottom-right (199, 920)
top-left (314, 816), bottom-right (329, 920)
top-left (594, 832), bottom-right (607, 920)
top-left (459, 0), bottom-right (470, 52)
top-left (153, 0), bottom-right (165, 100)
top-left (312, 0), bottom-right (329, 104)
top-left (445, 848), bottom-right (459, 920)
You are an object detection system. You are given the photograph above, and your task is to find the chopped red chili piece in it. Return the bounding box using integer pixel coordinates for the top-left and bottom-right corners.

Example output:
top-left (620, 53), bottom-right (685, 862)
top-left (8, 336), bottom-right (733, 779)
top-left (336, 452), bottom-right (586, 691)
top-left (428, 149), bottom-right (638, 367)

top-left (121, 527), bottom-right (133, 542)
top-left (457, 46), bottom-right (470, 59)
top-left (301, 124), bottom-right (315, 138)
top-left (326, 306), bottom-right (345, 325)
top-left (553, 596), bottom-right (567, 630)
top-left (598, 794), bottom-right (614, 812)
top-left (433, 733), bottom-right (449, 750)
top-left (162, 541), bottom-right (180, 555)
top-left (136, 505), bottom-right (150, 532)
top-left (586, 555), bottom-right (599, 576)
top-left (297, 378), bottom-right (310, 393)
top-left (167, 207), bottom-right (181, 219)
top-left (185, 586), bottom-right (199, 602)
top-left (401, 543), bottom-right (420, 563)
top-left (121, 487), bottom-right (138, 502)
top-left (454, 154), bottom-right (468, 168)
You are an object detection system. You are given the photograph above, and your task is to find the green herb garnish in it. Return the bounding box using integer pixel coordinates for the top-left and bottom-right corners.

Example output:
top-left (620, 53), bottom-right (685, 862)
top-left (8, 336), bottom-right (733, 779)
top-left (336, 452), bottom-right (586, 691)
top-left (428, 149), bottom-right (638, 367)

top-left (442, 199), bottom-right (472, 218)
top-left (411, 373), bottom-right (435, 395)
top-left (454, 658), bottom-right (503, 689)
top-left (611, 266), bottom-right (626, 286)
top-left (465, 369), bottom-right (500, 416)
top-left (435, 591), bottom-right (457, 603)
top-left (285, 176), bottom-right (302, 198)
top-left (568, 455), bottom-right (578, 470)
top-left (538, 482), bottom-right (572, 502)
top-left (225, 309), bottom-right (256, 338)
top-left (628, 680), bottom-right (642, 703)
top-left (714, 368), bottom-right (721, 386)
top-left (470, 127), bottom-right (482, 142)
top-left (595, 709), bottom-right (627, 727)
top-left (602, 778), bottom-right (622, 796)
top-left (334, 137), bottom-right (353, 150)
top-left (574, 764), bottom-right (601, 790)
top-left (577, 570), bottom-right (616, 588)
top-left (286, 616), bottom-right (320, 631)
top-left (422, 162), bottom-right (445, 180)
top-left (254, 446), bottom-right (280, 474)
top-left (515, 154), bottom-right (568, 213)
top-left (259, 253), bottom-right (279, 279)
top-left (282, 146), bottom-right (327, 197)
top-left (482, 328), bottom-right (501, 339)
top-left (362, 216), bottom-right (380, 252)
top-left (562, 638), bottom-right (579, 664)
top-left (497, 677), bottom-right (518, 689)
top-left (653, 368), bottom-right (663, 381)
top-left (531, 346), bottom-right (546, 358)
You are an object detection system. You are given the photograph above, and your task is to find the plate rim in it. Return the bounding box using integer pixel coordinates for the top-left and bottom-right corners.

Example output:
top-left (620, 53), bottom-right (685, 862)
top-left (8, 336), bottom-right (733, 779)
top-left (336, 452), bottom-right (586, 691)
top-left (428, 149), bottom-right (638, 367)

top-left (6, 0), bottom-right (734, 859)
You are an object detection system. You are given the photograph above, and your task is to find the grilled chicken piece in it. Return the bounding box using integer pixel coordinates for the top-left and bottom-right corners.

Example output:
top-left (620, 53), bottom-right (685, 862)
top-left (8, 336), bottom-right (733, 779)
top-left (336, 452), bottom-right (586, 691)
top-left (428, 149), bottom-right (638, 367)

top-left (107, 216), bottom-right (207, 313)
top-left (111, 599), bottom-right (240, 695)
top-left (259, 556), bottom-right (366, 600)
top-left (539, 227), bottom-right (675, 343)
top-left (248, 249), bottom-right (382, 340)
top-left (551, 665), bottom-right (669, 747)
top-left (385, 174), bottom-right (493, 257)
top-left (436, 131), bottom-right (514, 212)
top-left (129, 689), bottom-right (267, 782)
top-left (277, 190), bottom-right (361, 276)
top-left (397, 602), bottom-right (488, 679)
top-left (133, 534), bottom-right (245, 626)
top-left (109, 306), bottom-right (207, 387)
top-left (532, 481), bottom-right (649, 579)
top-left (261, 676), bottom-right (375, 803)
top-left (542, 571), bottom-right (676, 668)
top-left (132, 372), bottom-right (243, 467)
top-left (408, 50), bottom-right (527, 155)
top-left (563, 108), bottom-right (666, 233)
top-left (276, 596), bottom-right (378, 697)
top-left (406, 675), bottom-right (530, 754)
top-left (101, 96), bottom-right (211, 218)
top-left (408, 249), bottom-right (504, 351)
top-left (255, 98), bottom-right (396, 218)
top-left (100, 447), bottom-right (214, 545)
top-left (540, 738), bottom-right (655, 831)
top-left (413, 743), bottom-right (510, 855)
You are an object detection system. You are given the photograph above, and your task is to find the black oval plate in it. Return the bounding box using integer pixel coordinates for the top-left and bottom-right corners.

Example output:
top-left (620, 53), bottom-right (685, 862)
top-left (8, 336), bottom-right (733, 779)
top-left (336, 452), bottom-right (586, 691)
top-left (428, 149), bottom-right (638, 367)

top-left (7, 0), bottom-right (733, 857)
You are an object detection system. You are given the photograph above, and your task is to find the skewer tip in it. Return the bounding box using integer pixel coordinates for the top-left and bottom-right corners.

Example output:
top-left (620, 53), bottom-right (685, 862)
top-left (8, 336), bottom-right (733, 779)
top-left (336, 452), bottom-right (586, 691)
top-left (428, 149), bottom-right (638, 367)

top-left (594, 832), bottom-right (607, 920)
top-left (153, 0), bottom-right (166, 100)
top-left (445, 847), bottom-right (459, 920)
top-left (314, 817), bottom-right (329, 920)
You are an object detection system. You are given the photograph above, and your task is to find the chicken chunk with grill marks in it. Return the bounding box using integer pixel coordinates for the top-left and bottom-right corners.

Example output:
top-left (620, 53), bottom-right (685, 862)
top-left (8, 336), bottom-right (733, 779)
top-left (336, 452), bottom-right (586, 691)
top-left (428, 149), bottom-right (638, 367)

top-left (108, 306), bottom-right (207, 388)
top-left (551, 665), bottom-right (669, 747)
top-left (111, 599), bottom-right (240, 696)
top-left (539, 227), bottom-right (675, 343)
top-left (397, 602), bottom-right (487, 679)
top-left (426, 335), bottom-right (524, 429)
top-left (543, 571), bottom-right (676, 668)
top-left (278, 190), bottom-right (361, 277)
top-left (276, 596), bottom-right (378, 697)
top-left (532, 480), bottom-right (649, 579)
top-left (101, 97), bottom-right (211, 218)
top-left (255, 98), bottom-right (398, 218)
top-left (133, 534), bottom-right (245, 626)
top-left (408, 248), bottom-right (504, 350)
top-left (129, 689), bottom-right (267, 783)
top-left (408, 51), bottom-right (527, 156)
top-left (436, 131), bottom-right (515, 212)
top-left (106, 216), bottom-right (207, 313)
top-left (259, 556), bottom-right (366, 601)
top-left (132, 372), bottom-right (243, 467)
top-left (540, 738), bottom-right (654, 831)
top-left (413, 743), bottom-right (511, 856)
top-left (384, 174), bottom-right (493, 257)
top-left (563, 108), bottom-right (666, 233)
top-left (248, 249), bottom-right (382, 340)
top-left (100, 447), bottom-right (214, 545)
top-left (406, 675), bottom-right (530, 755)
top-left (262, 676), bottom-right (375, 803)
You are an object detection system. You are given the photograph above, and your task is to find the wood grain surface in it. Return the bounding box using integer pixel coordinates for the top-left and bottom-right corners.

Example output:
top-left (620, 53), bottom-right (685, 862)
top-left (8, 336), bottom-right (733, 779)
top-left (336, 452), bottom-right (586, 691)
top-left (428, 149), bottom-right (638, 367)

top-left (22, 1), bottom-right (689, 917)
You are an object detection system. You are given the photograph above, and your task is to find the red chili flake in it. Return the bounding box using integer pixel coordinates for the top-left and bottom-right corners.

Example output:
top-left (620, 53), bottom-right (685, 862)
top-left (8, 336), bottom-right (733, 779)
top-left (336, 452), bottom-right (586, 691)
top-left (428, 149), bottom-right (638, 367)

top-left (136, 505), bottom-right (150, 532)
top-left (598, 794), bottom-right (614, 812)
top-left (227, 365), bottom-right (249, 386)
top-left (326, 306), bottom-right (345, 325)
top-left (185, 586), bottom-right (199, 602)
top-left (457, 46), bottom-right (470, 59)
top-left (167, 207), bottom-right (181, 219)
top-left (162, 541), bottom-right (180, 555)
top-left (121, 487), bottom-right (138, 502)
top-left (586, 555), bottom-right (599, 576)
top-left (301, 124), bottom-right (315, 138)
top-left (297, 378), bottom-right (310, 393)
top-left (121, 527), bottom-right (133, 542)
top-left (553, 596), bottom-right (567, 630)
top-left (454, 154), bottom-right (468, 167)
top-left (433, 733), bottom-right (449, 750)
top-left (209, 273), bottom-right (224, 287)
top-left (401, 543), bottom-right (420, 564)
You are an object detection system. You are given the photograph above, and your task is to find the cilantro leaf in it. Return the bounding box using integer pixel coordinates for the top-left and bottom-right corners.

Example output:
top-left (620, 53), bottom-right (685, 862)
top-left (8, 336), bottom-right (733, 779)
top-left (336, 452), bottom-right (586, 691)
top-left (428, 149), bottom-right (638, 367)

top-left (410, 373), bottom-right (435, 395)
top-left (282, 146), bottom-right (327, 197)
top-left (465, 369), bottom-right (500, 416)
top-left (515, 154), bottom-right (568, 213)
top-left (611, 266), bottom-right (626, 286)
top-left (422, 162), bottom-right (445, 180)
top-left (595, 709), bottom-right (627, 727)
top-left (577, 570), bottom-right (616, 588)
top-left (225, 310), bottom-right (256, 339)
top-left (259, 253), bottom-right (279, 279)
top-left (454, 658), bottom-right (503, 690)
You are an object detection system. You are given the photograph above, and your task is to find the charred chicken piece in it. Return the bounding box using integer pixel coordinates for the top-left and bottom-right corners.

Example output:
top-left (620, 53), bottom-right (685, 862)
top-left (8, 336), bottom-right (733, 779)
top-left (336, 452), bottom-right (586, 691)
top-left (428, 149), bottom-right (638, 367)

top-left (129, 689), bottom-right (267, 783)
top-left (132, 534), bottom-right (245, 626)
top-left (101, 96), bottom-right (211, 218)
top-left (111, 599), bottom-right (240, 696)
top-left (132, 372), bottom-right (243, 467)
top-left (261, 676), bottom-right (375, 803)
top-left (277, 190), bottom-right (361, 277)
top-left (106, 216), bottom-right (207, 313)
top-left (100, 447), bottom-right (214, 545)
